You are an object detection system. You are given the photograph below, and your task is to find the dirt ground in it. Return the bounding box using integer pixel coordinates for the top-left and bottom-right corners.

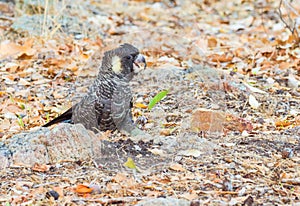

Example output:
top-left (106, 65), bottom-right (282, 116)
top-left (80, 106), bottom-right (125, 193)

top-left (0, 0), bottom-right (300, 205)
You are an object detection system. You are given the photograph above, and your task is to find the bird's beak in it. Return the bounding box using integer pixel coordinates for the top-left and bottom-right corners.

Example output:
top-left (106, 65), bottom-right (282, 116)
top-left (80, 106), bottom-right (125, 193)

top-left (134, 54), bottom-right (147, 70)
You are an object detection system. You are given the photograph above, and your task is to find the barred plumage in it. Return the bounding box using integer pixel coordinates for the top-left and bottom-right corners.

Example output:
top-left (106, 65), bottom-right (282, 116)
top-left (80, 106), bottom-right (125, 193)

top-left (43, 44), bottom-right (146, 134)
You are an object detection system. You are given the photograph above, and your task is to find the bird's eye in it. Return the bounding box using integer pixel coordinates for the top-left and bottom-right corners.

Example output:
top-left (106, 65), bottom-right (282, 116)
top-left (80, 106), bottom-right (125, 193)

top-left (126, 55), bottom-right (133, 60)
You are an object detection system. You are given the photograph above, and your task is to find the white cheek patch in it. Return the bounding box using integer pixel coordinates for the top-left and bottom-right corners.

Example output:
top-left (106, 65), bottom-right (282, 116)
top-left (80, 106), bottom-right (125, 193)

top-left (111, 56), bottom-right (122, 74)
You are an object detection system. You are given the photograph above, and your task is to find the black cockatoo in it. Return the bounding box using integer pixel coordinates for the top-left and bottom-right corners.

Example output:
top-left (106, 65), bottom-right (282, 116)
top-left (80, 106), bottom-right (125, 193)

top-left (43, 43), bottom-right (146, 135)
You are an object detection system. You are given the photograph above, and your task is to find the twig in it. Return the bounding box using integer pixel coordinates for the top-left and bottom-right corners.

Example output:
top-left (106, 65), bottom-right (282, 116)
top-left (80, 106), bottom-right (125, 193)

top-left (278, 0), bottom-right (300, 45)
top-left (42, 0), bottom-right (49, 37)
top-left (281, 178), bottom-right (300, 185)
top-left (0, 16), bottom-right (14, 21)
top-left (72, 196), bottom-right (146, 204)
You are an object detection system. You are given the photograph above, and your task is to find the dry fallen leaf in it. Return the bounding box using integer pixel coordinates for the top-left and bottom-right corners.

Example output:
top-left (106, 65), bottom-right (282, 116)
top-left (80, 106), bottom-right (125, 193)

top-left (75, 185), bottom-right (93, 195)
top-left (32, 163), bottom-right (50, 172)
top-left (112, 173), bottom-right (127, 183)
top-left (243, 82), bottom-right (267, 94)
top-left (181, 192), bottom-right (198, 201)
top-left (178, 149), bottom-right (203, 158)
top-left (207, 36), bottom-right (218, 48)
top-left (0, 39), bottom-right (36, 59)
top-left (135, 103), bottom-right (148, 109)
top-left (275, 119), bottom-right (292, 128)
top-left (249, 94), bottom-right (259, 109)
top-left (160, 128), bottom-right (171, 136)
top-left (169, 163), bottom-right (186, 172)
top-left (149, 148), bottom-right (166, 156)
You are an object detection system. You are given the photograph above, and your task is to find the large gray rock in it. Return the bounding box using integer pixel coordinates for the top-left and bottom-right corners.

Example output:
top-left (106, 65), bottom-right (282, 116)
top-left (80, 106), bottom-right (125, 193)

top-left (0, 124), bottom-right (102, 168)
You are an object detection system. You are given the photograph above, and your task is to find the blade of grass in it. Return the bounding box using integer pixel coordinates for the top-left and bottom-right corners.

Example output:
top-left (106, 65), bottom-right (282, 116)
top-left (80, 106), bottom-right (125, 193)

top-left (148, 90), bottom-right (169, 110)
top-left (17, 114), bottom-right (25, 128)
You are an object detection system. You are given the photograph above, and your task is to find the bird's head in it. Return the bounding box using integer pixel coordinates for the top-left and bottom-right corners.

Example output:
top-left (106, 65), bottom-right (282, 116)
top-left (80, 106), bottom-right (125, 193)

top-left (101, 43), bottom-right (146, 80)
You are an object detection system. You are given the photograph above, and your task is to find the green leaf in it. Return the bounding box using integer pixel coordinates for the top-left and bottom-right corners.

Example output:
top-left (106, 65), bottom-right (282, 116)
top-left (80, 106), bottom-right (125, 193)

top-left (46, 112), bottom-right (50, 122)
top-left (124, 157), bottom-right (137, 170)
top-left (17, 114), bottom-right (24, 128)
top-left (148, 90), bottom-right (169, 111)
top-left (124, 157), bottom-right (141, 172)
top-left (19, 103), bottom-right (25, 110)
top-left (9, 94), bottom-right (14, 103)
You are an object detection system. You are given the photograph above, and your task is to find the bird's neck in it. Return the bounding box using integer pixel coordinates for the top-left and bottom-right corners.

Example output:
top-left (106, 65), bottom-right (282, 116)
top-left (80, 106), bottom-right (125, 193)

top-left (95, 73), bottom-right (130, 91)
top-left (98, 72), bottom-right (131, 83)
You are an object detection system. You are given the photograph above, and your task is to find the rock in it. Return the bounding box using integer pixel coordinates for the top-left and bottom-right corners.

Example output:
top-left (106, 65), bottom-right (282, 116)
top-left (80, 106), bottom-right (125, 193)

top-left (141, 67), bottom-right (185, 86)
top-left (191, 109), bottom-right (253, 133)
top-left (191, 108), bottom-right (226, 133)
top-left (44, 123), bottom-right (102, 163)
top-left (144, 133), bottom-right (219, 157)
top-left (0, 142), bottom-right (11, 169)
top-left (174, 133), bottom-right (219, 155)
top-left (12, 14), bottom-right (88, 37)
top-left (0, 124), bottom-right (102, 168)
top-left (4, 127), bottom-right (50, 167)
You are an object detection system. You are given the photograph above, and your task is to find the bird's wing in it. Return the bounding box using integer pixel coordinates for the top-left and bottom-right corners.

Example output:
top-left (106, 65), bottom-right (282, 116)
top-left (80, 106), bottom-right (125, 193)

top-left (72, 93), bottom-right (100, 131)
top-left (110, 81), bottom-right (135, 133)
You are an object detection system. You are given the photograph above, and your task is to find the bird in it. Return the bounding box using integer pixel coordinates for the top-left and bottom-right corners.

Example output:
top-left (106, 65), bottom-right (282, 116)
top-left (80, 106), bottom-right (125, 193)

top-left (43, 43), bottom-right (146, 135)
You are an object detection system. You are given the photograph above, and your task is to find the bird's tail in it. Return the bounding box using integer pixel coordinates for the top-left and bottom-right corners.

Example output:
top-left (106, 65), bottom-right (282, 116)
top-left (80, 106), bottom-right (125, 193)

top-left (43, 107), bottom-right (73, 127)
